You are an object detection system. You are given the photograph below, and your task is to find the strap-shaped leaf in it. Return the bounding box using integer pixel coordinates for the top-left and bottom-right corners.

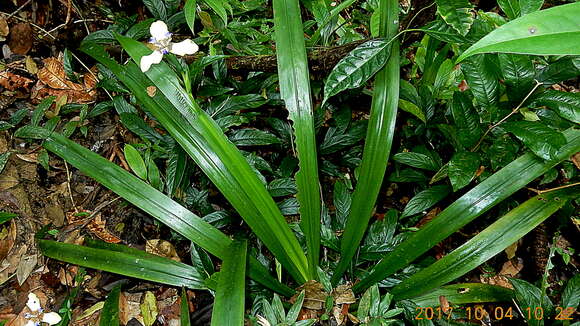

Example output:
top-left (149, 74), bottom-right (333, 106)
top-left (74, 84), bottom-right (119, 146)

top-left (411, 283), bottom-right (513, 306)
top-left (86, 36), bottom-right (308, 284)
top-left (331, 0), bottom-right (399, 285)
top-left (392, 188), bottom-right (577, 299)
top-left (38, 129), bottom-right (293, 296)
top-left (273, 0), bottom-right (322, 278)
top-left (353, 128), bottom-right (580, 293)
top-left (457, 2), bottom-right (580, 62)
top-left (323, 39), bottom-right (392, 103)
top-left (39, 239), bottom-right (205, 288)
top-left (211, 239), bottom-right (247, 326)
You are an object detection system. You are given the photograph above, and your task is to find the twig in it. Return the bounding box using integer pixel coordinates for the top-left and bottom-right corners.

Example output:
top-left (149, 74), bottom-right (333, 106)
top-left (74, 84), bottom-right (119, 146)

top-left (5, 0), bottom-right (31, 19)
top-left (527, 182), bottom-right (580, 195)
top-left (64, 161), bottom-right (78, 213)
top-left (0, 10), bottom-right (56, 40)
top-left (78, 196), bottom-right (121, 229)
top-left (471, 80), bottom-right (543, 152)
top-left (70, 51), bottom-right (114, 100)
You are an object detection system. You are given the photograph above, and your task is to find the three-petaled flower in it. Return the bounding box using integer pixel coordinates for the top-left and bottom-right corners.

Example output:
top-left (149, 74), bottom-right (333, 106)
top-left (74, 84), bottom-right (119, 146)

top-left (140, 20), bottom-right (199, 72)
top-left (24, 293), bottom-right (62, 326)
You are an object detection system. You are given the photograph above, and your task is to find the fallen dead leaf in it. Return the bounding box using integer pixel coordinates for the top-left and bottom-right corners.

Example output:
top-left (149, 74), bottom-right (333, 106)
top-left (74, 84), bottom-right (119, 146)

top-left (31, 57), bottom-right (97, 104)
top-left (146, 86), bottom-right (157, 97)
top-left (146, 239), bottom-right (180, 261)
top-left (87, 214), bottom-right (122, 244)
top-left (480, 258), bottom-right (524, 289)
top-left (572, 152), bottom-right (580, 170)
top-left (0, 17), bottom-right (8, 37)
top-left (0, 218), bottom-right (16, 261)
top-left (15, 153), bottom-right (38, 163)
top-left (120, 292), bottom-right (144, 326)
top-left (16, 253), bottom-right (37, 285)
top-left (0, 70), bottom-right (34, 91)
top-left (504, 240), bottom-right (519, 260)
top-left (293, 280), bottom-right (327, 310)
top-left (8, 23), bottom-right (33, 55)
top-left (332, 284), bottom-right (355, 305)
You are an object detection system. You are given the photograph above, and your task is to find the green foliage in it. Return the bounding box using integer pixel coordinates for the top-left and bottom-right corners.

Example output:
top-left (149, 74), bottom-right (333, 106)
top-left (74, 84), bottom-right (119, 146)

top-left (20, 0), bottom-right (580, 325)
top-left (99, 285), bottom-right (121, 326)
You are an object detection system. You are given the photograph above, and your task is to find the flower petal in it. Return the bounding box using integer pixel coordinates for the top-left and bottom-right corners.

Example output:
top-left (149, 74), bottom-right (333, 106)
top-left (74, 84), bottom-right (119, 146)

top-left (169, 39), bottom-right (199, 56)
top-left (25, 321), bottom-right (36, 326)
top-left (150, 20), bottom-right (170, 41)
top-left (27, 293), bottom-right (41, 312)
top-left (42, 312), bottom-right (62, 325)
top-left (140, 50), bottom-right (164, 72)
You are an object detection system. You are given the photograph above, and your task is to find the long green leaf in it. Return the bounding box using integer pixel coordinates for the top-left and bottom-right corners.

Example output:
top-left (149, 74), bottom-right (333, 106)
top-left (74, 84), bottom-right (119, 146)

top-left (352, 128), bottom-right (580, 293)
top-left (391, 188), bottom-right (577, 299)
top-left (100, 285), bottom-right (121, 326)
top-left (37, 129), bottom-right (293, 296)
top-left (411, 283), bottom-right (513, 306)
top-left (457, 2), bottom-right (580, 62)
top-left (211, 239), bottom-right (247, 326)
top-left (323, 39), bottom-right (392, 103)
top-left (273, 0), bottom-right (322, 279)
top-left (181, 288), bottom-right (191, 326)
top-left (331, 0), bottom-right (399, 285)
top-left (39, 239), bottom-right (205, 288)
top-left (92, 36), bottom-right (308, 284)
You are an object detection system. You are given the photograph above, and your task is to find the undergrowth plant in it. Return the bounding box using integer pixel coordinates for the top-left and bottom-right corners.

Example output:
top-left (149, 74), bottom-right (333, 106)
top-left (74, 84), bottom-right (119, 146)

top-left (12, 0), bottom-right (580, 324)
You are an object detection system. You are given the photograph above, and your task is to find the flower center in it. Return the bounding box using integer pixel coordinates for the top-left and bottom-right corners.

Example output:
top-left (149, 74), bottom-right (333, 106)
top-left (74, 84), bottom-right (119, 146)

top-left (149, 32), bottom-right (173, 54)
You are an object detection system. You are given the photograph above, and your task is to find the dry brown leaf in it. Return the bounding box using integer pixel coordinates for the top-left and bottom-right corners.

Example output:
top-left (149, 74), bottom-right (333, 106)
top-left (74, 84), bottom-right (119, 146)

top-left (146, 86), bottom-right (157, 97)
top-left (32, 58), bottom-right (97, 104)
top-left (332, 284), bottom-right (355, 305)
top-left (0, 219), bottom-right (16, 261)
top-left (120, 292), bottom-right (145, 326)
top-left (0, 17), bottom-right (8, 37)
top-left (293, 280), bottom-right (327, 310)
top-left (87, 214), bottom-right (122, 244)
top-left (0, 71), bottom-right (34, 91)
top-left (415, 207), bottom-right (441, 228)
top-left (8, 23), bottom-right (32, 55)
top-left (146, 239), bottom-right (180, 261)
top-left (480, 258), bottom-right (524, 289)
top-left (15, 153), bottom-right (38, 163)
top-left (504, 240), bottom-right (519, 260)
top-left (572, 152), bottom-right (580, 170)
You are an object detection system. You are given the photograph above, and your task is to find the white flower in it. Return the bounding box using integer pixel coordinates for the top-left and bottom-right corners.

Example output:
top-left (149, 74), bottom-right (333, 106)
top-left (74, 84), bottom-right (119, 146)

top-left (24, 293), bottom-right (62, 326)
top-left (140, 20), bottom-right (199, 72)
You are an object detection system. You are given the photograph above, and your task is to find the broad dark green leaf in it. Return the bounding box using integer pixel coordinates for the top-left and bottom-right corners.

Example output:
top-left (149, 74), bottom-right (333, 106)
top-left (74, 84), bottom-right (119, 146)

top-left (109, 35), bottom-right (309, 283)
top-left (63, 48), bottom-right (76, 81)
top-left (519, 0), bottom-right (543, 16)
top-left (435, 0), bottom-right (474, 36)
top-left (352, 128), bottom-right (580, 293)
top-left (184, 0), bottom-right (196, 34)
top-left (401, 185), bottom-right (452, 218)
top-left (202, 0), bottom-right (229, 24)
top-left (537, 56), bottom-right (580, 84)
top-left (529, 90), bottom-right (580, 124)
top-left (561, 274), bottom-right (580, 311)
top-left (229, 129), bottom-right (281, 146)
top-left (211, 239), bottom-right (247, 326)
top-left (393, 152), bottom-right (439, 171)
top-left (0, 152), bottom-right (11, 175)
top-left (323, 39), bottom-right (392, 103)
top-left (333, 180), bottom-right (351, 228)
top-left (398, 99), bottom-right (426, 123)
top-left (391, 189), bottom-right (576, 299)
top-left (41, 130), bottom-right (292, 296)
top-left (273, 0), bottom-right (322, 278)
top-left (143, 0), bottom-right (167, 20)
top-left (332, 0), bottom-right (399, 285)
top-left (99, 284), bottom-right (121, 326)
top-left (461, 54), bottom-right (499, 121)
top-left (448, 151), bottom-right (480, 191)
top-left (511, 278), bottom-right (553, 326)
top-left (125, 19), bottom-right (155, 40)
top-left (497, 0), bottom-right (521, 20)
top-left (31, 97), bottom-right (56, 127)
top-left (411, 283), bottom-right (513, 306)
top-left (503, 120), bottom-right (566, 160)
top-left (268, 178), bottom-right (297, 197)
top-left (39, 239), bottom-right (206, 288)
top-left (498, 53), bottom-right (535, 102)
top-left (451, 92), bottom-right (483, 148)
top-left (181, 288), bottom-right (191, 326)
top-left (457, 3), bottom-right (580, 61)
top-left (124, 144), bottom-right (148, 180)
